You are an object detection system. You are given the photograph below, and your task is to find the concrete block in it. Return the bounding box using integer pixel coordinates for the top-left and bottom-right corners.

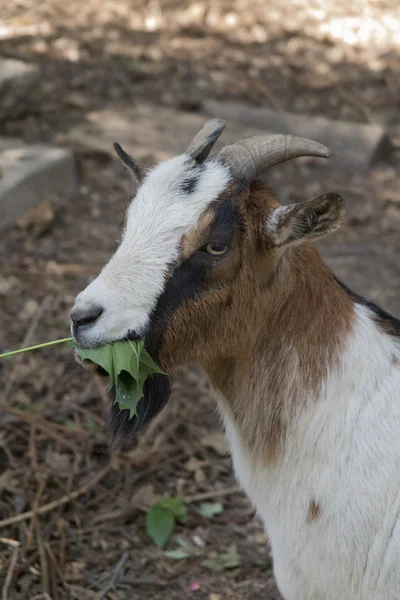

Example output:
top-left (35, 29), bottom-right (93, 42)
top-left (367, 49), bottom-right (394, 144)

top-left (0, 138), bottom-right (77, 231)
top-left (203, 99), bottom-right (394, 171)
top-left (68, 101), bottom-right (393, 174)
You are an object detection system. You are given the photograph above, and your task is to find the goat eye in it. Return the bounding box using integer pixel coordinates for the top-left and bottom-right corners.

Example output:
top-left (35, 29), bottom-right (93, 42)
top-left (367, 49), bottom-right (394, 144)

top-left (206, 242), bottom-right (228, 256)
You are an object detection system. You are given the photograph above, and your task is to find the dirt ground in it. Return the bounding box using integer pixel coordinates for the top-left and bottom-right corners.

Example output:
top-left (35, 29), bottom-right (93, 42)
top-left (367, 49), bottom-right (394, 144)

top-left (0, 1), bottom-right (399, 599)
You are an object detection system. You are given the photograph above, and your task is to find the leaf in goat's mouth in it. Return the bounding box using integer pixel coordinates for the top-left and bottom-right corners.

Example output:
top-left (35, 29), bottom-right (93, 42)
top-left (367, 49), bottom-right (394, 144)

top-left (75, 340), bottom-right (165, 418)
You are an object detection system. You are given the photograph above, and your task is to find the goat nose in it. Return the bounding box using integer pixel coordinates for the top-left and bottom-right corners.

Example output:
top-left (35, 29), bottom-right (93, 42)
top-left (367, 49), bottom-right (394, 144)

top-left (70, 304), bottom-right (104, 329)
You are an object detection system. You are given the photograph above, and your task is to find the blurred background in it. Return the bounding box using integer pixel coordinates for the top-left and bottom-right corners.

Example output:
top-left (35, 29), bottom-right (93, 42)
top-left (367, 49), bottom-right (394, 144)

top-left (0, 1), bottom-right (399, 599)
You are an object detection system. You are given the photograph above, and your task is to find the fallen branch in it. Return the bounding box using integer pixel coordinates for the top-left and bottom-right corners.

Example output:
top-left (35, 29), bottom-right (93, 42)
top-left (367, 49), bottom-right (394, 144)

top-left (119, 576), bottom-right (167, 588)
top-left (185, 486), bottom-right (241, 503)
top-left (2, 547), bottom-right (18, 600)
top-left (0, 464), bottom-right (112, 530)
top-left (96, 553), bottom-right (128, 600)
top-left (2, 406), bottom-right (89, 438)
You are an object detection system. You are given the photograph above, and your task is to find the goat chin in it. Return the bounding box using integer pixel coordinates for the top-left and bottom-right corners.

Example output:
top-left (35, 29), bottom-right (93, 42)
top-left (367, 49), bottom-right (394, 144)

top-left (106, 373), bottom-right (171, 452)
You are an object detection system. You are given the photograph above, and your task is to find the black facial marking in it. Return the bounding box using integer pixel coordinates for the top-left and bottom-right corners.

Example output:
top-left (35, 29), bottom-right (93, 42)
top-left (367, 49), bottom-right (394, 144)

top-left (147, 257), bottom-right (209, 354)
top-left (335, 277), bottom-right (400, 337)
top-left (106, 372), bottom-right (171, 450)
top-left (211, 196), bottom-right (241, 242)
top-left (180, 175), bottom-right (200, 195)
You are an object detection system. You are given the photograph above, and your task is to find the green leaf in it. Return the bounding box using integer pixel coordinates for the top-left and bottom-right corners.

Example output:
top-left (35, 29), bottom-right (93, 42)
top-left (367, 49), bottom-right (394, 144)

top-left (115, 370), bottom-right (142, 419)
top-left (77, 344), bottom-right (115, 387)
top-left (158, 497), bottom-right (187, 522)
top-left (165, 536), bottom-right (204, 560)
top-left (146, 505), bottom-right (175, 549)
top-left (84, 415), bottom-right (97, 432)
top-left (75, 340), bottom-right (165, 418)
top-left (64, 419), bottom-right (80, 430)
top-left (201, 544), bottom-right (241, 572)
top-left (197, 502), bottom-right (224, 518)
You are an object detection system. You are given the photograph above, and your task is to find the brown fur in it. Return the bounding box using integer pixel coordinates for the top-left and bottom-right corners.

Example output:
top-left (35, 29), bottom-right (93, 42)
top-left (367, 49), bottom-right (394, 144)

top-left (307, 500), bottom-right (322, 523)
top-left (180, 209), bottom-right (215, 259)
top-left (158, 183), bottom-right (353, 464)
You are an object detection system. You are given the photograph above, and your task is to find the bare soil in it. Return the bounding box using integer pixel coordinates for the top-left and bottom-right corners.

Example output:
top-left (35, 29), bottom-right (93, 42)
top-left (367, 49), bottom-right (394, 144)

top-left (0, 1), bottom-right (399, 599)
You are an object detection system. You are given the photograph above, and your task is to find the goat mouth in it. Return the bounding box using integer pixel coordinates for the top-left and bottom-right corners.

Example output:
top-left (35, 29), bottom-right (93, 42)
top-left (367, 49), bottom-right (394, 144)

top-left (106, 372), bottom-right (171, 451)
top-left (74, 330), bottom-right (170, 450)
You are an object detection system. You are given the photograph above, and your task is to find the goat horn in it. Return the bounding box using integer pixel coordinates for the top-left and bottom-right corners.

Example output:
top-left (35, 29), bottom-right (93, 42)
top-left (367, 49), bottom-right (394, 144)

top-left (217, 135), bottom-right (333, 182)
top-left (113, 142), bottom-right (144, 180)
top-left (186, 118), bottom-right (227, 163)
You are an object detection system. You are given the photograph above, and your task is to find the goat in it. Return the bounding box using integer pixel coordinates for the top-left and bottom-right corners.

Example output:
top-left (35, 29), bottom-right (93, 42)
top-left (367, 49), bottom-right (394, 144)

top-left (71, 119), bottom-right (400, 600)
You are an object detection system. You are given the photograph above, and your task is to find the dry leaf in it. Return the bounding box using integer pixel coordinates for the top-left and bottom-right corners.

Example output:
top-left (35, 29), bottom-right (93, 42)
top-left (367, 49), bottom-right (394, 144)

top-left (184, 456), bottom-right (206, 472)
top-left (201, 431), bottom-right (229, 456)
top-left (0, 470), bottom-right (14, 493)
top-left (255, 530), bottom-right (267, 545)
top-left (65, 561), bottom-right (87, 583)
top-left (131, 483), bottom-right (161, 511)
top-left (44, 449), bottom-right (71, 473)
top-left (17, 200), bottom-right (54, 233)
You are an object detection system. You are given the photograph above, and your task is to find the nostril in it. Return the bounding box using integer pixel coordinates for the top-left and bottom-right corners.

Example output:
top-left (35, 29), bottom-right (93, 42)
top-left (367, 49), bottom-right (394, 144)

top-left (70, 305), bottom-right (104, 329)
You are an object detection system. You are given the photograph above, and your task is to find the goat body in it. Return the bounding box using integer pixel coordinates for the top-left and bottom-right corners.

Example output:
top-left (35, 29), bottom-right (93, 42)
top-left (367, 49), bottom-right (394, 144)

top-left (71, 120), bottom-right (400, 599)
top-left (218, 299), bottom-right (400, 600)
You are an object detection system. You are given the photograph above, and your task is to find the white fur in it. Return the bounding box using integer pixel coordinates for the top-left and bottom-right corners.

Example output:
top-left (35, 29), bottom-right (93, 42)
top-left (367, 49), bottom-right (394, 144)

top-left (217, 304), bottom-right (400, 600)
top-left (72, 154), bottom-right (230, 346)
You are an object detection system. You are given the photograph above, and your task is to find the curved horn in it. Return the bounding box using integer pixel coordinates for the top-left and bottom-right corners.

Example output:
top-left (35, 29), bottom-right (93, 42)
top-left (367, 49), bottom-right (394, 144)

top-left (217, 134), bottom-right (333, 182)
top-left (186, 118), bottom-right (226, 163)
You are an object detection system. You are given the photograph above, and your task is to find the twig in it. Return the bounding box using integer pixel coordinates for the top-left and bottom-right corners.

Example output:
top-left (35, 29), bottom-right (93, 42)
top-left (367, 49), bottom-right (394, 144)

top-left (45, 542), bottom-right (65, 599)
top-left (1, 295), bottom-right (51, 400)
top-left (185, 486), bottom-right (241, 503)
top-left (36, 521), bottom-right (50, 595)
top-left (26, 472), bottom-right (46, 549)
top-left (0, 433), bottom-right (17, 468)
top-left (96, 553), bottom-right (128, 600)
top-left (119, 576), bottom-right (167, 588)
top-left (86, 572), bottom-right (110, 590)
top-left (0, 337), bottom-right (72, 359)
top-left (2, 406), bottom-right (86, 435)
top-left (56, 518), bottom-right (67, 571)
top-left (2, 547), bottom-right (18, 600)
top-left (13, 551), bottom-right (39, 577)
top-left (29, 425), bottom-right (38, 470)
top-left (2, 406), bottom-right (88, 448)
top-left (0, 464), bottom-right (112, 530)
top-left (0, 538), bottom-right (19, 548)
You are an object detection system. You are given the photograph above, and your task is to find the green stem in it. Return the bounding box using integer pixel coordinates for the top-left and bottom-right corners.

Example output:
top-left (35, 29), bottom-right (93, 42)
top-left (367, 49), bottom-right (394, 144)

top-left (0, 337), bottom-right (74, 359)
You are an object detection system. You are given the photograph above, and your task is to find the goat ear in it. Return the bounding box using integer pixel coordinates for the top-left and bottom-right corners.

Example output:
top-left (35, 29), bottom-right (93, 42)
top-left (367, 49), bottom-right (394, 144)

top-left (113, 142), bottom-right (144, 182)
top-left (266, 192), bottom-right (345, 248)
